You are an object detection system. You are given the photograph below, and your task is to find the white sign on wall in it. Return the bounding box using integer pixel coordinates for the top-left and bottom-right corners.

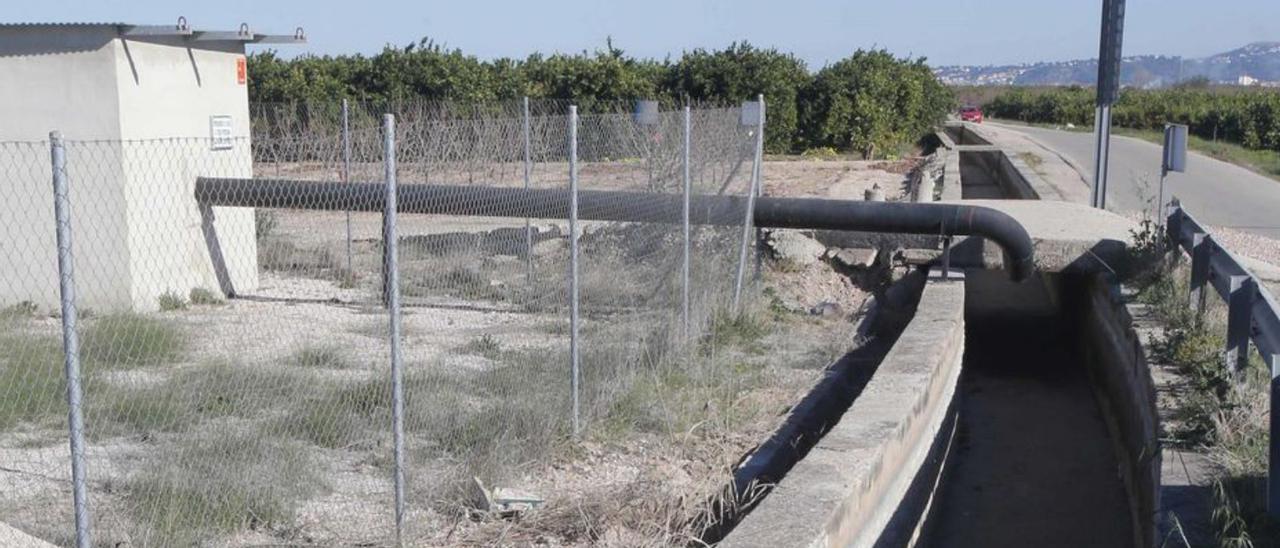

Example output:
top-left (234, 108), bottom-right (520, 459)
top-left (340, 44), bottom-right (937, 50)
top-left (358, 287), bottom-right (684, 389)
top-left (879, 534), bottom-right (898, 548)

top-left (209, 115), bottom-right (233, 151)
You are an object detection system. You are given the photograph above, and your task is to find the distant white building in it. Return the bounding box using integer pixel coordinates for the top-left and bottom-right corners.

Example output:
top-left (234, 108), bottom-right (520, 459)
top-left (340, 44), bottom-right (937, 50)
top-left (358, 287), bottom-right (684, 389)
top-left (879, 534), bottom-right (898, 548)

top-left (1238, 74), bottom-right (1260, 86)
top-left (0, 20), bottom-right (303, 311)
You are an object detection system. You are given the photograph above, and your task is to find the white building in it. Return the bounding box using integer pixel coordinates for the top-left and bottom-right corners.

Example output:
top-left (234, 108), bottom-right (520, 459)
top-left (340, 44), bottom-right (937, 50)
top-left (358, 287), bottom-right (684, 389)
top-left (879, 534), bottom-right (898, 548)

top-left (0, 20), bottom-right (302, 312)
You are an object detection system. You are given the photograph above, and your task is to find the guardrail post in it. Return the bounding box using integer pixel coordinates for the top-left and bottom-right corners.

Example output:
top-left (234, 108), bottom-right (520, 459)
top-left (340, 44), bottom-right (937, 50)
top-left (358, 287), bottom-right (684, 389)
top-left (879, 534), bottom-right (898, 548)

top-left (1189, 232), bottom-right (1210, 316)
top-left (1270, 351), bottom-right (1280, 517)
top-left (1165, 202), bottom-right (1181, 250)
top-left (1225, 275), bottom-right (1255, 374)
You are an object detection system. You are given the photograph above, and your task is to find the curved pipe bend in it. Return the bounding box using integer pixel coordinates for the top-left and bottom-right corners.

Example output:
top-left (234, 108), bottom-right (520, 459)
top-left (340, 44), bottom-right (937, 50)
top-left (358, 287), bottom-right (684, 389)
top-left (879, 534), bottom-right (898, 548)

top-left (752, 198), bottom-right (1035, 282)
top-left (195, 178), bottom-right (1036, 281)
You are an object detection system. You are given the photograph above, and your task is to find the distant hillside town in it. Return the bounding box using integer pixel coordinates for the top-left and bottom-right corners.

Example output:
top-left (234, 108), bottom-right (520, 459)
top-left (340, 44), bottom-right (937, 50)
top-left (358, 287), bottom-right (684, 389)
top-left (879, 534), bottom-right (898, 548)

top-left (935, 42), bottom-right (1280, 87)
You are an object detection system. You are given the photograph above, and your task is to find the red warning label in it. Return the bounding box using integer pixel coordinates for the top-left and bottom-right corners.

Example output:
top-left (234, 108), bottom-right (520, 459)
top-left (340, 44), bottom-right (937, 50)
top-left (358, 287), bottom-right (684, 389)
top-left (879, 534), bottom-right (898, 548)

top-left (236, 58), bottom-right (247, 85)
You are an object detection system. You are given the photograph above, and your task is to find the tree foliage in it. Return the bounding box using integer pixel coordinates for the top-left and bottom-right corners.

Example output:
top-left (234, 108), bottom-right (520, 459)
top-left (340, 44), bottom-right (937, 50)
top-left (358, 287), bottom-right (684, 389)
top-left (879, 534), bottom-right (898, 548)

top-left (799, 50), bottom-right (953, 158)
top-left (247, 40), bottom-right (953, 155)
top-left (664, 43), bottom-right (811, 152)
top-left (985, 86), bottom-right (1280, 152)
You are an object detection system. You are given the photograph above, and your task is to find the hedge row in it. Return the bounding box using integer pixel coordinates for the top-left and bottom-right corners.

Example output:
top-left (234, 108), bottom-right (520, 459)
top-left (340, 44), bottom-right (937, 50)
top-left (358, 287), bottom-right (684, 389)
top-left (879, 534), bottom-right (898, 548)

top-left (248, 40), bottom-right (952, 156)
top-left (984, 85), bottom-right (1280, 152)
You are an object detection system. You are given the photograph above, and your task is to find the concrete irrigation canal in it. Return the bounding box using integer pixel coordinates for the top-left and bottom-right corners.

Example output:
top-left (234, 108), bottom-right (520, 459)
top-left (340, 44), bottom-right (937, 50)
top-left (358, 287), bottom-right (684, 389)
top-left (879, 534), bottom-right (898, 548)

top-left (195, 121), bottom-right (1161, 547)
top-left (920, 272), bottom-right (1136, 548)
top-left (715, 123), bottom-right (1162, 547)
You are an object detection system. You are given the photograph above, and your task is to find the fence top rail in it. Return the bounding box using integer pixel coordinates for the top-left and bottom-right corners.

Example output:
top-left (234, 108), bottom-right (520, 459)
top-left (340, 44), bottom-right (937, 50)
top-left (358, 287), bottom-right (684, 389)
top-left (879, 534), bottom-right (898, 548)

top-left (1168, 202), bottom-right (1280, 366)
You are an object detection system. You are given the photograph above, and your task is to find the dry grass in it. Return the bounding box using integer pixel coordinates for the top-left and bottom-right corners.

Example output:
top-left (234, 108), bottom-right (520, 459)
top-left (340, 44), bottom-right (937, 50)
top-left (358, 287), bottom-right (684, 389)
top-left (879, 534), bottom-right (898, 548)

top-left (0, 312), bottom-right (187, 430)
top-left (1138, 257), bottom-right (1280, 546)
top-left (80, 313), bottom-right (185, 369)
top-left (188, 287), bottom-right (225, 306)
top-left (286, 344), bottom-right (357, 369)
top-left (126, 426), bottom-right (320, 546)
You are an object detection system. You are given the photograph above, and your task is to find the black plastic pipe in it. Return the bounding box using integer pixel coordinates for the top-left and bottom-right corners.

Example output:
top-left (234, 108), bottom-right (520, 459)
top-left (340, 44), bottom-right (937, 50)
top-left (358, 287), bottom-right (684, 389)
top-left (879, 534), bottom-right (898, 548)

top-left (195, 177), bottom-right (1035, 281)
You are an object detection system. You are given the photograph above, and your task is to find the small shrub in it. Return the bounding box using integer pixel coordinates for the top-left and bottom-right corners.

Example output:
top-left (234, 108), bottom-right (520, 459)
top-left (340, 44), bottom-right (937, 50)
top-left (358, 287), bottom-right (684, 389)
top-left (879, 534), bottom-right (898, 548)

top-left (92, 361), bottom-right (305, 438)
top-left (255, 209), bottom-right (278, 240)
top-left (259, 240), bottom-right (339, 275)
top-left (419, 352), bottom-right (567, 469)
top-left (772, 257), bottom-right (807, 273)
top-left (188, 287), bottom-right (225, 306)
top-left (157, 292), bottom-right (188, 312)
top-left (91, 384), bottom-right (195, 438)
top-left (459, 334), bottom-right (502, 360)
top-left (283, 377), bottom-right (394, 449)
top-left (402, 266), bottom-right (501, 300)
top-left (1125, 218), bottom-right (1169, 280)
top-left (176, 361), bottom-right (307, 419)
top-left (336, 269), bottom-right (358, 289)
top-left (0, 332), bottom-right (65, 429)
top-left (705, 308), bottom-right (769, 351)
top-left (81, 313), bottom-right (185, 369)
top-left (800, 147), bottom-right (839, 161)
top-left (0, 301), bottom-right (38, 321)
top-left (286, 345), bottom-right (353, 369)
top-left (127, 426), bottom-right (319, 545)
top-left (274, 370), bottom-right (455, 450)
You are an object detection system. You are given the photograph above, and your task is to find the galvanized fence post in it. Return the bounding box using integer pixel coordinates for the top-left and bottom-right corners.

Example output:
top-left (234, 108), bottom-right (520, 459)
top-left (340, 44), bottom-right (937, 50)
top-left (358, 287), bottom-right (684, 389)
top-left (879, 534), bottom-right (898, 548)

top-left (681, 106), bottom-right (692, 337)
top-left (51, 131), bottom-right (92, 548)
top-left (382, 114), bottom-right (407, 545)
top-left (1225, 276), bottom-right (1255, 374)
top-left (568, 106), bottom-right (581, 437)
top-left (523, 96), bottom-right (534, 287)
top-left (733, 95), bottom-right (765, 311)
top-left (342, 99), bottom-right (353, 279)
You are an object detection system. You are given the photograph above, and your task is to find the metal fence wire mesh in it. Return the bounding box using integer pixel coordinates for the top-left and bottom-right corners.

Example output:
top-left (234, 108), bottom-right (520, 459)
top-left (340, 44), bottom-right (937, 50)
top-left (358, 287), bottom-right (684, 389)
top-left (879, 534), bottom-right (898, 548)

top-left (0, 99), bottom-right (807, 547)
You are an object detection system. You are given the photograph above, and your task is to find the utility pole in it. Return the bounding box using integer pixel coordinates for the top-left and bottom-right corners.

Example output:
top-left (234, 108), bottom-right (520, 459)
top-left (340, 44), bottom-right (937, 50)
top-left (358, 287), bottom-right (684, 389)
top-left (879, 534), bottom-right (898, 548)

top-left (1091, 0), bottom-right (1125, 209)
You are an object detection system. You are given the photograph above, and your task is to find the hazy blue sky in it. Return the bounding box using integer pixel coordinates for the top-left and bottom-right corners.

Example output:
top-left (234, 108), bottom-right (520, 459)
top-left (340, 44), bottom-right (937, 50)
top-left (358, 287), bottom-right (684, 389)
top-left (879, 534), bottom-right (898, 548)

top-left (6, 0), bottom-right (1279, 67)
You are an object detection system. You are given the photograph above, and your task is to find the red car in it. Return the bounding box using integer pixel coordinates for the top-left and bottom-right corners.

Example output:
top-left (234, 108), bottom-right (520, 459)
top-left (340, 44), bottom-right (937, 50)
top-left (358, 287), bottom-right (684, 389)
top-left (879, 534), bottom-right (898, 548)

top-left (960, 105), bottom-right (984, 123)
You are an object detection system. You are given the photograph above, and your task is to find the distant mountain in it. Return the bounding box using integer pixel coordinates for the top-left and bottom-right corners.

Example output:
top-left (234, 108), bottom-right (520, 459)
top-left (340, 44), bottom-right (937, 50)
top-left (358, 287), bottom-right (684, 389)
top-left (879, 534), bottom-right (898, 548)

top-left (935, 42), bottom-right (1280, 87)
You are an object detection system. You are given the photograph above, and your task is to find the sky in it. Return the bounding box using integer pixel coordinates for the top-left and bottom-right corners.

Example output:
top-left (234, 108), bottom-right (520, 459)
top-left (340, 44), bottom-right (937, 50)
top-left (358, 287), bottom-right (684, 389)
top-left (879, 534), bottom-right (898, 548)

top-left (5, 0), bottom-right (1279, 68)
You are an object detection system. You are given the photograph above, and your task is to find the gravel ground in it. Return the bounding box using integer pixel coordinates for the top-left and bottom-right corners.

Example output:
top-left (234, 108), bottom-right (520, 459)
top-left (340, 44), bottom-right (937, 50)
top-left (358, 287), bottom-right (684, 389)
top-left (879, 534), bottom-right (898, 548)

top-left (763, 158), bottom-right (914, 200)
top-left (1205, 224), bottom-right (1280, 298)
top-left (1, 157), bottom-right (899, 546)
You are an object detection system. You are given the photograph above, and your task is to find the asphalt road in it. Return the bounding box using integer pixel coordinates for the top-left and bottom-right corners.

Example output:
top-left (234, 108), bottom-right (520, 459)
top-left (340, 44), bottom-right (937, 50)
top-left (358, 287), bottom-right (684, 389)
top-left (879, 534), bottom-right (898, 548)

top-left (989, 122), bottom-right (1280, 239)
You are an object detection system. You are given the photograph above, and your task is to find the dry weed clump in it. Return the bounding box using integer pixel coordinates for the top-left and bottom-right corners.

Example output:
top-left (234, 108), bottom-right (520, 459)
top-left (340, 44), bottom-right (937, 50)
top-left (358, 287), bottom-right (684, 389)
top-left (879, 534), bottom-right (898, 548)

top-left (1139, 257), bottom-right (1280, 545)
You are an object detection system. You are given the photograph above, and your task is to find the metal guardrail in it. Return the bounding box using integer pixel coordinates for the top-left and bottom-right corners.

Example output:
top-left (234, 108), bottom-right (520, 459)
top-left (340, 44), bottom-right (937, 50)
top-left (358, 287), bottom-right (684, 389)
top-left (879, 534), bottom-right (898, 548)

top-left (1166, 200), bottom-right (1280, 516)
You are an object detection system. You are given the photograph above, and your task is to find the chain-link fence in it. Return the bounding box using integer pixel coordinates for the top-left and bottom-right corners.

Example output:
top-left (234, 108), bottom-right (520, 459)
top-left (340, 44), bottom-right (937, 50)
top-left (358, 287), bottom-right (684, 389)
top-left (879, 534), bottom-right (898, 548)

top-left (0, 98), bottom-right (832, 546)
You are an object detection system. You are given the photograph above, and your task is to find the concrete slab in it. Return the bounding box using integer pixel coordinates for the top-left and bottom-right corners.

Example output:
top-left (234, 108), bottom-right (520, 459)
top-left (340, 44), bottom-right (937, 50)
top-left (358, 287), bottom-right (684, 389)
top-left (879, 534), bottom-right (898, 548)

top-left (957, 199), bottom-right (1135, 244)
top-left (855, 199), bottom-right (1139, 277)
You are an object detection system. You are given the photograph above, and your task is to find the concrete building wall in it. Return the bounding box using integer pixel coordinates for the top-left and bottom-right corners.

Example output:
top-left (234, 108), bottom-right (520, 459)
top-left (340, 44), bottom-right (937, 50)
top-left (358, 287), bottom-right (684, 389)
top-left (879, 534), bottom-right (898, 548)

top-left (0, 26), bottom-right (123, 141)
top-left (0, 27), bottom-right (131, 311)
top-left (0, 27), bottom-right (258, 312)
top-left (112, 37), bottom-right (257, 308)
